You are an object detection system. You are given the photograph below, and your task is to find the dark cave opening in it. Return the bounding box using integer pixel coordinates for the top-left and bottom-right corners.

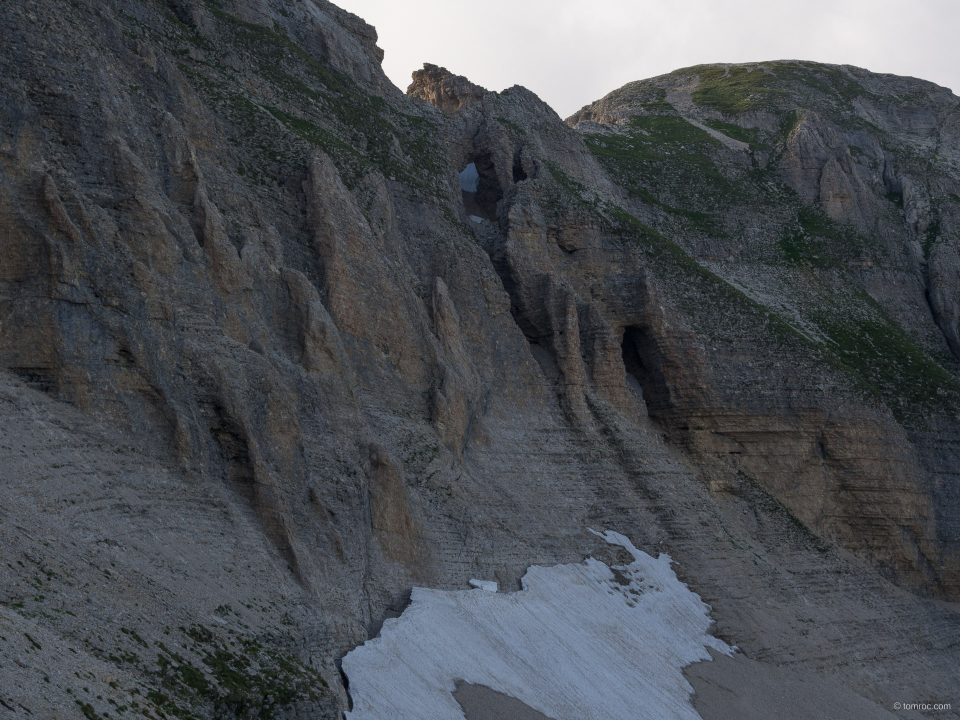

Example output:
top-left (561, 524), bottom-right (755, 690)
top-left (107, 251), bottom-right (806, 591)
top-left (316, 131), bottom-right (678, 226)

top-left (512, 151), bottom-right (527, 183)
top-left (460, 154), bottom-right (503, 221)
top-left (202, 400), bottom-right (257, 504)
top-left (621, 325), bottom-right (671, 415)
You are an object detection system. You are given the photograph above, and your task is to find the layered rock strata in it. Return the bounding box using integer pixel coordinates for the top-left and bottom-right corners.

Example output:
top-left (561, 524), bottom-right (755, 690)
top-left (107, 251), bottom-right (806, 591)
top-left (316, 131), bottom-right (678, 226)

top-left (1, 2), bottom-right (958, 717)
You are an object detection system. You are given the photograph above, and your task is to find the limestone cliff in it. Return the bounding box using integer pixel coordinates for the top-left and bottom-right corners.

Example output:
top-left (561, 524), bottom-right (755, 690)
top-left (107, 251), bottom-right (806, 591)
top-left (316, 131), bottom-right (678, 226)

top-left (407, 64), bottom-right (486, 115)
top-left (1, 2), bottom-right (958, 718)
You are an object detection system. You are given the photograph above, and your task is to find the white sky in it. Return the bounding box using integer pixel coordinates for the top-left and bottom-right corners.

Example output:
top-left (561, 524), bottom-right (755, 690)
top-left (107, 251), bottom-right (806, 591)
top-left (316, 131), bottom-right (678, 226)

top-left (335, 0), bottom-right (959, 119)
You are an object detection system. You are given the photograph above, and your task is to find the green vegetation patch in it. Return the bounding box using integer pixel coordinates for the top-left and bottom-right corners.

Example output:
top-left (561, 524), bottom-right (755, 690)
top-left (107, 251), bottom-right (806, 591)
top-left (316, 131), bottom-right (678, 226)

top-left (75, 701), bottom-right (102, 720)
top-left (778, 205), bottom-right (868, 268)
top-left (692, 63), bottom-right (866, 115)
top-left (264, 106), bottom-right (365, 177)
top-left (625, 114), bottom-right (721, 148)
top-left (107, 624), bottom-right (329, 720)
top-left (811, 295), bottom-right (960, 420)
top-left (778, 108), bottom-right (804, 143)
top-left (176, 5), bottom-right (447, 195)
top-left (208, 6), bottom-right (355, 99)
top-left (692, 65), bottom-right (786, 114)
top-left (775, 62), bottom-right (867, 101)
top-left (543, 161), bottom-right (599, 208)
top-left (495, 117), bottom-right (524, 134)
top-left (633, 187), bottom-right (726, 237)
top-left (583, 115), bottom-right (742, 232)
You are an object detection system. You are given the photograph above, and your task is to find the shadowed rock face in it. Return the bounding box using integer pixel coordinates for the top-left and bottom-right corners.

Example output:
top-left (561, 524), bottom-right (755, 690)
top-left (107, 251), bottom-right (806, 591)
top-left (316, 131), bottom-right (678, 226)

top-left (1, 2), bottom-right (959, 718)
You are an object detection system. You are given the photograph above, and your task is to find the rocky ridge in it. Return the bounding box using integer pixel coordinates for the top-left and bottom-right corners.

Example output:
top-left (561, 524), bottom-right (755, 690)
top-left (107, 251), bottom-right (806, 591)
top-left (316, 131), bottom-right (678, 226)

top-left (0, 1), bottom-right (958, 718)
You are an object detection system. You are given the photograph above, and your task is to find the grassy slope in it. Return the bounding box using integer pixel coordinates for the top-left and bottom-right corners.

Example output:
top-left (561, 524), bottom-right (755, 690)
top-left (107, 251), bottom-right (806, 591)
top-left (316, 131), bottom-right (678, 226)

top-left (129, 1), bottom-right (447, 195)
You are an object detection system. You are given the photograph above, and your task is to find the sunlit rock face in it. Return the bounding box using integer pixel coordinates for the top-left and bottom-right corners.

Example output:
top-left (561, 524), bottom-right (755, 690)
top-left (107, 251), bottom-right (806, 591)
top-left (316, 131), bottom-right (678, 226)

top-left (408, 63), bottom-right (487, 114)
top-left (342, 531), bottom-right (732, 720)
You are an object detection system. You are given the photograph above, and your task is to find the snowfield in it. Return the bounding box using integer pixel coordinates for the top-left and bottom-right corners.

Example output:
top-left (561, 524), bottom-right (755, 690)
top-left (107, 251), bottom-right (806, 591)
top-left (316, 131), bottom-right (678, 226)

top-left (342, 529), bottom-right (732, 719)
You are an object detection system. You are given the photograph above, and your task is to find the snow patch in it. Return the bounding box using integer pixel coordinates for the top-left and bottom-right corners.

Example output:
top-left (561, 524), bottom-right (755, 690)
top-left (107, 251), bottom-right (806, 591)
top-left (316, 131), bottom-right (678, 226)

top-left (342, 529), bottom-right (732, 720)
top-left (468, 579), bottom-right (498, 592)
top-left (460, 162), bottom-right (480, 193)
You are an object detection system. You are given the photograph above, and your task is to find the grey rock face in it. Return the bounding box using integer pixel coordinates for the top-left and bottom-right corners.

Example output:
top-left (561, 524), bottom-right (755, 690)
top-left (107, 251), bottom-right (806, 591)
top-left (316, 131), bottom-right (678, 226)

top-left (1, 5), bottom-right (958, 718)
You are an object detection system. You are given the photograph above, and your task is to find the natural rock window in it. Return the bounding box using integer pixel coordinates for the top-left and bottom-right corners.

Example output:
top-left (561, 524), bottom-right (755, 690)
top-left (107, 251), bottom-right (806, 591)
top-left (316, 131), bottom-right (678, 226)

top-left (460, 155), bottom-right (502, 221)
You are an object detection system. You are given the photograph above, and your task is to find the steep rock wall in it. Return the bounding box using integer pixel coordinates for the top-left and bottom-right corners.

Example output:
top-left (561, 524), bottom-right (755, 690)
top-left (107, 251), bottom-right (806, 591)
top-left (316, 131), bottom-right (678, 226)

top-left (1, 3), bottom-right (959, 718)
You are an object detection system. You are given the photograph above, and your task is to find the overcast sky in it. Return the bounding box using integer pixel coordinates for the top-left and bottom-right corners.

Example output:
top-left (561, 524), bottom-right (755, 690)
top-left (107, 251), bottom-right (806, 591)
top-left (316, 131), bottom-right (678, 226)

top-left (335, 0), bottom-right (959, 119)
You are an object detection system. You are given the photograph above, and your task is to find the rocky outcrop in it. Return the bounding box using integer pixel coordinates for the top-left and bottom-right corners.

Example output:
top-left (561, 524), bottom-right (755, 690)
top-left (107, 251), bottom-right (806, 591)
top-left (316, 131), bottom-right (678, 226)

top-left (407, 63), bottom-right (487, 114)
top-left (778, 111), bottom-right (890, 227)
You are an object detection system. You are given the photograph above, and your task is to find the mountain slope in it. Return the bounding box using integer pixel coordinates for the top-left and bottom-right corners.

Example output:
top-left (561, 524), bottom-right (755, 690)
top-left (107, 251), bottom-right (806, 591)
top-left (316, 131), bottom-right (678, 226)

top-left (1, 1), bottom-right (958, 717)
top-left (566, 60), bottom-right (960, 594)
